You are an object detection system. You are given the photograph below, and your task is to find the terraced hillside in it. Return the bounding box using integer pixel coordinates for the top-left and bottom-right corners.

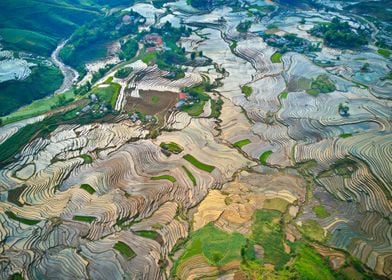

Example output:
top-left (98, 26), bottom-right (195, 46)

top-left (0, 0), bottom-right (391, 279)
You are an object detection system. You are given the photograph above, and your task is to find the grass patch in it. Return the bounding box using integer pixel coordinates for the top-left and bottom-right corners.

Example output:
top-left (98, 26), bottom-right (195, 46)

top-left (263, 198), bottom-right (289, 212)
top-left (291, 242), bottom-right (335, 280)
top-left (151, 95), bottom-right (160, 104)
top-left (173, 223), bottom-right (247, 275)
top-left (280, 91), bottom-right (289, 99)
top-left (113, 241), bottom-right (136, 259)
top-left (183, 154), bottom-right (215, 173)
top-left (306, 75), bottom-right (336, 96)
top-left (160, 142), bottom-right (183, 154)
top-left (80, 154), bottom-right (93, 164)
top-left (241, 85), bottom-right (253, 98)
top-left (377, 48), bottom-right (391, 58)
top-left (340, 133), bottom-right (352, 138)
top-left (331, 157), bottom-right (358, 177)
top-left (259, 150), bottom-right (272, 165)
top-left (0, 62), bottom-right (63, 116)
top-left (300, 220), bottom-right (326, 242)
top-left (73, 215), bottom-right (96, 223)
top-left (271, 52), bottom-right (282, 63)
top-left (1, 90), bottom-right (77, 125)
top-left (313, 205), bottom-right (330, 219)
top-left (135, 230), bottom-right (158, 240)
top-left (182, 166), bottom-right (196, 186)
top-left (5, 211), bottom-right (40, 225)
top-left (151, 175), bottom-right (176, 183)
top-left (90, 82), bottom-right (121, 109)
top-left (80, 184), bottom-right (96, 194)
top-left (233, 139), bottom-right (251, 149)
top-left (252, 209), bottom-right (290, 269)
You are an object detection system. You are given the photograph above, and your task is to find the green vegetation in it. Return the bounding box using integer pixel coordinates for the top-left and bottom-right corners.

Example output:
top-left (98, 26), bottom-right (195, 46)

top-left (252, 209), bottom-right (290, 269)
top-left (259, 150), bottom-right (272, 165)
top-left (182, 166), bottom-right (196, 186)
top-left (0, 28), bottom-right (57, 56)
top-left (151, 96), bottom-right (160, 104)
top-left (183, 154), bottom-right (215, 173)
top-left (113, 241), bottom-right (136, 259)
top-left (306, 75), bottom-right (336, 96)
top-left (271, 52), bottom-right (283, 63)
top-left (80, 184), bottom-right (96, 194)
top-left (313, 205), bottom-right (330, 219)
top-left (5, 211), bottom-right (40, 225)
top-left (280, 91), bottom-right (289, 99)
top-left (72, 215), bottom-right (96, 223)
top-left (173, 223), bottom-right (247, 275)
top-left (310, 17), bottom-right (368, 49)
top-left (0, 63), bottom-right (63, 116)
top-left (135, 230), bottom-right (159, 240)
top-left (181, 82), bottom-right (212, 116)
top-left (90, 83), bottom-right (121, 109)
top-left (331, 157), bottom-right (358, 177)
top-left (237, 20), bottom-right (252, 33)
top-left (209, 98), bottom-right (223, 118)
top-left (80, 154), bottom-right (93, 164)
top-left (0, 0), bottom-right (103, 55)
top-left (115, 67), bottom-right (133, 79)
top-left (10, 273), bottom-right (24, 280)
top-left (1, 90), bottom-right (77, 125)
top-left (160, 142), bottom-right (183, 154)
top-left (291, 243), bottom-right (335, 280)
top-left (119, 38), bottom-right (139, 61)
top-left (233, 139), bottom-right (251, 149)
top-left (263, 198), bottom-right (289, 212)
top-left (300, 220), bottom-right (326, 242)
top-left (151, 175), bottom-right (176, 183)
top-left (340, 133), bottom-right (352, 138)
top-left (60, 9), bottom-right (142, 71)
top-left (241, 85), bottom-right (253, 98)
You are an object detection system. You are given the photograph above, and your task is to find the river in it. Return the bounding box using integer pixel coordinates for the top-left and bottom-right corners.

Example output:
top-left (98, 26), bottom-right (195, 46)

top-left (51, 40), bottom-right (79, 94)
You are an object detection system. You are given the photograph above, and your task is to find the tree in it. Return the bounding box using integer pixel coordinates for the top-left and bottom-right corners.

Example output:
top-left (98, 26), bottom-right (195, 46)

top-left (191, 52), bottom-right (196, 60)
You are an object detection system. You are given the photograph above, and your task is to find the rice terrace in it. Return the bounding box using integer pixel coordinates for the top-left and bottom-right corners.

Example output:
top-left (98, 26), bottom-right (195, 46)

top-left (0, 0), bottom-right (391, 279)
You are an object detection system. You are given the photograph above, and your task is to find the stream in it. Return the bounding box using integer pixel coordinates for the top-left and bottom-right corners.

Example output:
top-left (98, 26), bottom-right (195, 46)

top-left (51, 40), bottom-right (79, 94)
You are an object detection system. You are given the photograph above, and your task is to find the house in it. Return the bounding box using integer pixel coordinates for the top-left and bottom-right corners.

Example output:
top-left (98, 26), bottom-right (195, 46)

top-left (178, 92), bottom-right (187, 100)
top-left (143, 34), bottom-right (163, 47)
top-left (175, 100), bottom-right (186, 109)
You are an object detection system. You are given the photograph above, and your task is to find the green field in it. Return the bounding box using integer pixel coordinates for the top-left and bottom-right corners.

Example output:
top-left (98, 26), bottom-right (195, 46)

top-left (377, 48), bottom-right (391, 58)
top-left (1, 90), bottom-right (77, 125)
top-left (113, 241), bottom-right (136, 259)
top-left (173, 223), bottom-right (247, 275)
top-left (241, 85), bottom-right (253, 98)
top-left (313, 205), bottom-right (330, 219)
top-left (183, 154), bottom-right (215, 173)
top-left (80, 154), bottom-right (93, 164)
top-left (90, 83), bottom-right (121, 109)
top-left (0, 63), bottom-right (63, 116)
top-left (259, 150), bottom-right (272, 165)
top-left (0, 28), bottom-right (57, 56)
top-left (72, 215), bottom-right (96, 223)
top-left (5, 211), bottom-right (40, 225)
top-left (182, 166), bottom-right (196, 186)
top-left (135, 230), bottom-right (159, 240)
top-left (151, 175), bottom-right (177, 183)
top-left (80, 184), bottom-right (96, 194)
top-left (252, 209), bottom-right (290, 269)
top-left (271, 52), bottom-right (283, 63)
top-left (160, 142), bottom-right (184, 154)
top-left (300, 220), bottom-right (326, 242)
top-left (291, 243), bottom-right (336, 280)
top-left (233, 139), bottom-right (251, 149)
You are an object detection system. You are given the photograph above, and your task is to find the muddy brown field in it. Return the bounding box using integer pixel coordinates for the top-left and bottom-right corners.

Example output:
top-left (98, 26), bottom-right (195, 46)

top-left (124, 90), bottom-right (178, 117)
